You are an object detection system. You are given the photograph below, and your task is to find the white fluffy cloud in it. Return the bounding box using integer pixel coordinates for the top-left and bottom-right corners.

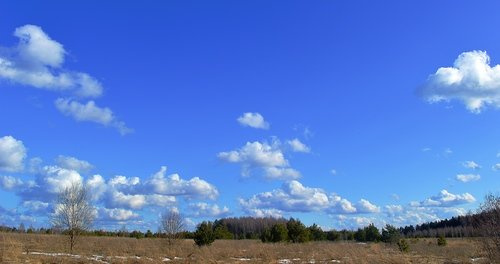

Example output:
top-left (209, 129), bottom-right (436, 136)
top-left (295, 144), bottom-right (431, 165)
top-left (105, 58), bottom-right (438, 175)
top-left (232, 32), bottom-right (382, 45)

top-left (56, 155), bottom-right (93, 173)
top-left (420, 50), bottom-right (500, 113)
top-left (0, 25), bottom-right (131, 134)
top-left (100, 208), bottom-right (140, 221)
top-left (189, 202), bottom-right (230, 217)
top-left (357, 199), bottom-right (381, 213)
top-left (218, 141), bottom-right (300, 180)
top-left (287, 138), bottom-right (311, 153)
top-left (237, 112), bottom-right (270, 129)
top-left (492, 163), bottom-right (500, 171)
top-left (414, 190), bottom-right (476, 207)
top-left (145, 166), bottom-right (219, 200)
top-left (0, 136), bottom-right (26, 172)
top-left (463, 161), bottom-right (480, 170)
top-left (239, 180), bottom-right (379, 215)
top-left (55, 98), bottom-right (131, 135)
top-left (0, 25), bottom-right (102, 97)
top-left (456, 174), bottom-right (481, 183)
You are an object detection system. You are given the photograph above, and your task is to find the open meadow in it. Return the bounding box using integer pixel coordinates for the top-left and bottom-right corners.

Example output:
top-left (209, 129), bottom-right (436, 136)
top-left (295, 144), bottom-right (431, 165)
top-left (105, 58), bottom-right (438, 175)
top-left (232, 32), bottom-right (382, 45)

top-left (0, 233), bottom-right (491, 264)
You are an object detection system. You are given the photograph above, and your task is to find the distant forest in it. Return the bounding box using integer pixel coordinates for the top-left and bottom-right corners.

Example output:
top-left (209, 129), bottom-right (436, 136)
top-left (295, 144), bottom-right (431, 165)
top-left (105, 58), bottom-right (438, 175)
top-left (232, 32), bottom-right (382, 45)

top-left (0, 211), bottom-right (488, 241)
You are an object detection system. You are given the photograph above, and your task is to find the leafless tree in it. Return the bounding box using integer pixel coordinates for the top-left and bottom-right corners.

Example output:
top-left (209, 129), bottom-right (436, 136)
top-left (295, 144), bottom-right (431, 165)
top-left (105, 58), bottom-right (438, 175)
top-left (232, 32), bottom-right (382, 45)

top-left (51, 182), bottom-right (95, 253)
top-left (161, 210), bottom-right (185, 245)
top-left (475, 193), bottom-right (500, 262)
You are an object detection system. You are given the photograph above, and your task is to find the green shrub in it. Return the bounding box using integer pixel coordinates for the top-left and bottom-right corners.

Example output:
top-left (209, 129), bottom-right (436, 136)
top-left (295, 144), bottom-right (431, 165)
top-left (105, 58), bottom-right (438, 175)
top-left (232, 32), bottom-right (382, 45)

top-left (397, 239), bottom-right (410, 253)
top-left (193, 221), bottom-right (215, 246)
top-left (437, 235), bottom-right (447, 246)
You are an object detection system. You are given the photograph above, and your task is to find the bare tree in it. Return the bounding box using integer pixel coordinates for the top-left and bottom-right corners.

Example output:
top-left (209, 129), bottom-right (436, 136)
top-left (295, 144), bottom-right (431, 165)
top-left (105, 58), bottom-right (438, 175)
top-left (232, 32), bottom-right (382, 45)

top-left (475, 193), bottom-right (500, 262)
top-left (51, 182), bottom-right (95, 253)
top-left (161, 210), bottom-right (185, 245)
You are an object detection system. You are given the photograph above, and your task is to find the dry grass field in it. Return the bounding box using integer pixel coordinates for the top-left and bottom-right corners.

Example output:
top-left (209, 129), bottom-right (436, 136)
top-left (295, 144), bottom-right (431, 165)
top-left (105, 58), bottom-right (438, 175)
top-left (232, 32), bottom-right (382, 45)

top-left (0, 233), bottom-right (491, 264)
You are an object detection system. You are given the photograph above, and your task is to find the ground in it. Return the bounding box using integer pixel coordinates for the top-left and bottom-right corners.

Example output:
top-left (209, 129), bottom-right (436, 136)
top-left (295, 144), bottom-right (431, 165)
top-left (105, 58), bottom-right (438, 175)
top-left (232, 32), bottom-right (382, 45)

top-left (0, 233), bottom-right (491, 263)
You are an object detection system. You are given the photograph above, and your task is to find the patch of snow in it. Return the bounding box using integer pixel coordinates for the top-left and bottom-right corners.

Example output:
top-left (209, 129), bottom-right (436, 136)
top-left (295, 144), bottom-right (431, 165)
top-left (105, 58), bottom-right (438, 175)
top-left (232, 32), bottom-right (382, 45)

top-left (471, 257), bottom-right (486, 262)
top-left (278, 259), bottom-right (292, 264)
top-left (162, 257), bottom-right (171, 262)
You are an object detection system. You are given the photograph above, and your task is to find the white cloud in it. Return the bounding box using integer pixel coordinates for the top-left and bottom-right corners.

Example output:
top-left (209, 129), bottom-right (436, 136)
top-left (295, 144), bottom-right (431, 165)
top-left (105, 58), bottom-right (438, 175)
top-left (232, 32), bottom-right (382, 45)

top-left (106, 190), bottom-right (147, 210)
top-left (56, 155), bottom-right (93, 173)
top-left (145, 166), bottom-right (218, 200)
top-left (38, 165), bottom-right (83, 194)
top-left (189, 202), bottom-right (230, 218)
top-left (100, 208), bottom-right (139, 221)
top-left (242, 208), bottom-right (283, 218)
top-left (328, 194), bottom-right (357, 214)
top-left (463, 161), bottom-right (481, 170)
top-left (264, 167), bottom-right (301, 180)
top-left (22, 200), bottom-right (49, 212)
top-left (287, 138), bottom-right (311, 153)
top-left (357, 199), bottom-right (381, 213)
top-left (218, 141), bottom-right (300, 180)
top-left (330, 169), bottom-right (337, 176)
top-left (240, 180), bottom-right (329, 213)
top-left (237, 112), bottom-right (270, 129)
top-left (0, 25), bottom-right (131, 134)
top-left (456, 174), bottom-right (480, 183)
top-left (86, 174), bottom-right (107, 201)
top-left (0, 175), bottom-right (25, 190)
top-left (420, 50), bottom-right (500, 113)
top-left (416, 190), bottom-right (476, 207)
top-left (0, 25), bottom-right (103, 98)
top-left (492, 163), bottom-right (500, 171)
top-left (0, 136), bottom-right (26, 172)
top-left (55, 98), bottom-right (131, 135)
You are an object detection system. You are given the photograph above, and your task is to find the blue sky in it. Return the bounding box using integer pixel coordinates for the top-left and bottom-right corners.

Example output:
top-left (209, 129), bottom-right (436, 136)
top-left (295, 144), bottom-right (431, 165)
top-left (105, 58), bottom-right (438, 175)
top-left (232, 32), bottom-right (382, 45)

top-left (1, 0), bottom-right (500, 231)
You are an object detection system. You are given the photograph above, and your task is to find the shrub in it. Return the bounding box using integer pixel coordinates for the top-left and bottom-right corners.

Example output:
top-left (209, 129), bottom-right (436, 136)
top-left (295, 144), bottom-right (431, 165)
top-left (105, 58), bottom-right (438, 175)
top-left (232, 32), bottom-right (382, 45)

top-left (286, 218), bottom-right (310, 243)
top-left (397, 239), bottom-right (410, 253)
top-left (437, 235), bottom-right (447, 246)
top-left (381, 224), bottom-right (400, 244)
top-left (193, 221), bottom-right (215, 246)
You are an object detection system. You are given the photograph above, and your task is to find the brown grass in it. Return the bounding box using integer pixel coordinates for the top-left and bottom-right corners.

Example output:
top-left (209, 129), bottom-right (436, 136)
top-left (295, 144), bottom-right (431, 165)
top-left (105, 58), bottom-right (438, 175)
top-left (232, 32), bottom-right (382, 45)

top-left (0, 233), bottom-right (491, 264)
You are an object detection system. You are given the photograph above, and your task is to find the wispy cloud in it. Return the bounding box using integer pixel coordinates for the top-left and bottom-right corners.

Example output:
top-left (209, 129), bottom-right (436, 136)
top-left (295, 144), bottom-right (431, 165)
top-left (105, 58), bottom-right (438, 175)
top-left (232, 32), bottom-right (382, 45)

top-left (456, 174), bottom-right (480, 183)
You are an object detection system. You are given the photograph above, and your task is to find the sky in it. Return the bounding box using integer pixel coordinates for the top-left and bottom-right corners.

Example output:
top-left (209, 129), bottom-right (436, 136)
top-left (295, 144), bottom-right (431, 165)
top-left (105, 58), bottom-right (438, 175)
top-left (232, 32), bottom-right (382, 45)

top-left (1, 0), bottom-right (500, 231)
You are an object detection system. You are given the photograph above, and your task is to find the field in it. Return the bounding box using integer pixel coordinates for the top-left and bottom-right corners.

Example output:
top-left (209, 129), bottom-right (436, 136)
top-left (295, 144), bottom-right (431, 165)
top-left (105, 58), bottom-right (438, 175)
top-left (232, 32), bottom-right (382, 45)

top-left (0, 233), bottom-right (491, 263)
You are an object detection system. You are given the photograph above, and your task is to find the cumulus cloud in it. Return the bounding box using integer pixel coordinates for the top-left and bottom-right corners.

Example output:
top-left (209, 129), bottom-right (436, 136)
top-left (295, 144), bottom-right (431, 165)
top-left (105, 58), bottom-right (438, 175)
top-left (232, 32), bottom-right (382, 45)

top-left (463, 161), bottom-right (480, 170)
top-left (56, 155), bottom-right (93, 173)
top-left (492, 163), bottom-right (500, 171)
top-left (0, 136), bottom-right (27, 172)
top-left (100, 208), bottom-right (140, 221)
top-left (0, 25), bottom-right (102, 97)
top-left (239, 180), bottom-right (377, 215)
top-left (357, 199), bottom-right (381, 213)
top-left (189, 202), bottom-right (230, 218)
top-left (414, 190), bottom-right (476, 207)
top-left (145, 166), bottom-right (219, 200)
top-left (237, 112), bottom-right (270, 129)
top-left (0, 25), bottom-right (130, 134)
top-left (456, 174), bottom-right (480, 183)
top-left (239, 180), bottom-right (329, 213)
top-left (287, 138), bottom-right (311, 153)
top-left (218, 141), bottom-right (300, 180)
top-left (420, 50), bottom-right (500, 113)
top-left (55, 98), bottom-right (132, 135)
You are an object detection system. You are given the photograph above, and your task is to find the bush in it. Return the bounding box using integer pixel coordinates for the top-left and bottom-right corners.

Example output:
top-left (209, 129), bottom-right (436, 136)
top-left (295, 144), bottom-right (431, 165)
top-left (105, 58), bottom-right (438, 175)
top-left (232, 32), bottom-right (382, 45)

top-left (193, 221), bottom-right (215, 246)
top-left (381, 224), bottom-right (400, 244)
top-left (397, 239), bottom-right (410, 253)
top-left (286, 218), bottom-right (310, 243)
top-left (437, 235), bottom-right (447, 246)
